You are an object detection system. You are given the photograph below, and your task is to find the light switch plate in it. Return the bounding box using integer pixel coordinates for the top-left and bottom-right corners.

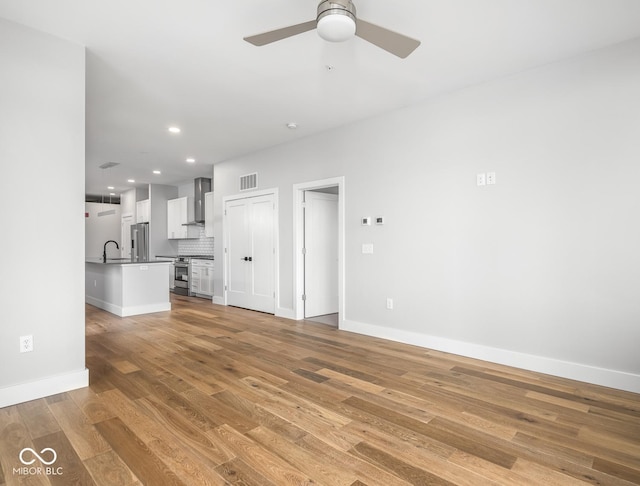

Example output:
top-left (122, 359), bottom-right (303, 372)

top-left (375, 217), bottom-right (384, 225)
top-left (361, 217), bottom-right (371, 226)
top-left (487, 172), bottom-right (496, 185)
top-left (362, 243), bottom-right (374, 254)
top-left (477, 173), bottom-right (486, 186)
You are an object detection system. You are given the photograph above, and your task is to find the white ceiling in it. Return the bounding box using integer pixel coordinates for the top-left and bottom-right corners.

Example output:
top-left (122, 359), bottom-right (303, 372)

top-left (2, 0), bottom-right (640, 197)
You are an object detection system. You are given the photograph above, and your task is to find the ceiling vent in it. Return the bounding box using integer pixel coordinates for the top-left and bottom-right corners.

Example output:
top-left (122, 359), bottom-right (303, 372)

top-left (99, 162), bottom-right (120, 169)
top-left (240, 172), bottom-right (258, 191)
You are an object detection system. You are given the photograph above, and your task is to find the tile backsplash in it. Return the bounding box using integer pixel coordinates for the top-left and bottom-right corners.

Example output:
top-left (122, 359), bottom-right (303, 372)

top-left (178, 226), bottom-right (214, 255)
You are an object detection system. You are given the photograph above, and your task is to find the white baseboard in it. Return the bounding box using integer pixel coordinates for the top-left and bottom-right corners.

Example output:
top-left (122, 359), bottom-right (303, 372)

top-left (86, 296), bottom-right (120, 315)
top-left (120, 302), bottom-right (171, 317)
top-left (86, 296), bottom-right (170, 317)
top-left (341, 319), bottom-right (640, 394)
top-left (276, 307), bottom-right (296, 320)
top-left (0, 368), bottom-right (89, 408)
top-left (212, 296), bottom-right (225, 305)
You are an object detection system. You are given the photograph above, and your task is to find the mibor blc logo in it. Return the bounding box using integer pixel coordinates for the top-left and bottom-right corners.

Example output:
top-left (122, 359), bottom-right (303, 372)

top-left (13, 447), bottom-right (63, 477)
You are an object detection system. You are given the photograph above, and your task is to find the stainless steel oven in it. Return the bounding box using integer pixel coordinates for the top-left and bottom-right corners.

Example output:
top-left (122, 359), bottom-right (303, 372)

top-left (174, 256), bottom-right (190, 296)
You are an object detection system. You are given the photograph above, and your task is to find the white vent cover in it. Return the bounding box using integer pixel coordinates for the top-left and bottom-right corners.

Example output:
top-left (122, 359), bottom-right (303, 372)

top-left (240, 172), bottom-right (258, 191)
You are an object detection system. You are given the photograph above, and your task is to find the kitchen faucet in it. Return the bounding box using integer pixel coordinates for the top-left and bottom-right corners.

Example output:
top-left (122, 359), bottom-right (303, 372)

top-left (103, 240), bottom-right (119, 263)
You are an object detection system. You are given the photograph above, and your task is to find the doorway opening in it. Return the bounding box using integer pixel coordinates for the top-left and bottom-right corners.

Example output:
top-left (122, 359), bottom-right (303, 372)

top-left (293, 177), bottom-right (345, 327)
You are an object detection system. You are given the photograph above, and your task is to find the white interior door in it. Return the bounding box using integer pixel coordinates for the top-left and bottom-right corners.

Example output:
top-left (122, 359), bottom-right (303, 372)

top-left (304, 191), bottom-right (338, 318)
top-left (225, 194), bottom-right (275, 313)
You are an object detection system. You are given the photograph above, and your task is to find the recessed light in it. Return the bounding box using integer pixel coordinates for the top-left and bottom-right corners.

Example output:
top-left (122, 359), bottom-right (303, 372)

top-left (109, 193), bottom-right (116, 196)
top-left (287, 122), bottom-right (298, 129)
top-left (153, 170), bottom-right (161, 175)
top-left (168, 126), bottom-right (181, 133)
top-left (107, 186), bottom-right (114, 190)
top-left (127, 179), bottom-right (135, 183)
top-left (186, 158), bottom-right (195, 163)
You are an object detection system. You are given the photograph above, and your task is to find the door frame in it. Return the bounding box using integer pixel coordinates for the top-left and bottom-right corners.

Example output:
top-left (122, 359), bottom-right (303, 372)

top-left (222, 188), bottom-right (279, 311)
top-left (293, 177), bottom-right (345, 325)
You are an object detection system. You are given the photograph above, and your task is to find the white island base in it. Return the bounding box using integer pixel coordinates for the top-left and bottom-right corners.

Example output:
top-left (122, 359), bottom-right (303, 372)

top-left (86, 261), bottom-right (171, 317)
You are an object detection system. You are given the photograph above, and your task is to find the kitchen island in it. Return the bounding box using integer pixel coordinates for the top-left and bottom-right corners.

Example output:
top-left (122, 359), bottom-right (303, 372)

top-left (85, 258), bottom-right (171, 317)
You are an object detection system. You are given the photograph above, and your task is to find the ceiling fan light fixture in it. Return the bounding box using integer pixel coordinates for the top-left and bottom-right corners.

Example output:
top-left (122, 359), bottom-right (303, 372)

top-left (316, 0), bottom-right (356, 43)
top-left (317, 14), bottom-right (356, 42)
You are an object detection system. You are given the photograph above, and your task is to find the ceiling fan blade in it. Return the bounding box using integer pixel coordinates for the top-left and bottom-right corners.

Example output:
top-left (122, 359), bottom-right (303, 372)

top-left (244, 20), bottom-right (317, 46)
top-left (355, 19), bottom-right (420, 58)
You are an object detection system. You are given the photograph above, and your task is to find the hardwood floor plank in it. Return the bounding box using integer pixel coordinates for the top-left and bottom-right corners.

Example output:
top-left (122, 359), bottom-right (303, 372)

top-left (181, 387), bottom-right (259, 434)
top-left (94, 417), bottom-right (186, 486)
top-left (247, 425), bottom-right (358, 485)
top-left (0, 407), bottom-right (51, 486)
top-left (212, 389), bottom-right (308, 443)
top-left (215, 457), bottom-right (278, 486)
top-left (294, 433), bottom-right (413, 486)
top-left (33, 431), bottom-right (96, 486)
top-left (508, 437), bottom-right (638, 485)
top-left (46, 398), bottom-right (111, 461)
top-left (209, 424), bottom-right (316, 485)
top-left (349, 441), bottom-right (456, 486)
top-left (452, 366), bottom-right (640, 419)
top-left (133, 395), bottom-right (234, 469)
top-left (16, 399), bottom-right (61, 440)
top-left (67, 387), bottom-right (117, 424)
top-left (83, 450), bottom-right (139, 486)
top-left (511, 458), bottom-right (594, 486)
top-left (238, 376), bottom-right (360, 451)
top-left (144, 438), bottom-right (230, 486)
top-left (593, 457), bottom-right (640, 484)
top-left (345, 396), bottom-right (518, 469)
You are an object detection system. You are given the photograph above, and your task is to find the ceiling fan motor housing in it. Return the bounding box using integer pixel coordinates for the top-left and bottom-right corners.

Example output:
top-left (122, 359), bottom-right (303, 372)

top-left (316, 0), bottom-right (357, 42)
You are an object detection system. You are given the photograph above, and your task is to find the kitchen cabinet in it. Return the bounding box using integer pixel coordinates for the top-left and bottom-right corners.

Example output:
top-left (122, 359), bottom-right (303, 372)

top-left (205, 191), bottom-right (214, 237)
top-left (167, 197), bottom-right (198, 239)
top-left (190, 259), bottom-right (214, 297)
top-left (136, 199), bottom-right (150, 223)
top-left (85, 260), bottom-right (171, 317)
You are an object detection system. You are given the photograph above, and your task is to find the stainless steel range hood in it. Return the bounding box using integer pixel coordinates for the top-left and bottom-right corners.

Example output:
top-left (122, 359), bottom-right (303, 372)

top-left (185, 177), bottom-right (211, 225)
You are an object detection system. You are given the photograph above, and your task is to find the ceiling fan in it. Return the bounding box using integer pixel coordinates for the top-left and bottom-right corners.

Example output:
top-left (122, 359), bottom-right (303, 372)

top-left (244, 0), bottom-right (421, 59)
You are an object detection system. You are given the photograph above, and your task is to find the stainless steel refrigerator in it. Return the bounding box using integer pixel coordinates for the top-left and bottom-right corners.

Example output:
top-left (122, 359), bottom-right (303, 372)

top-left (130, 223), bottom-right (149, 261)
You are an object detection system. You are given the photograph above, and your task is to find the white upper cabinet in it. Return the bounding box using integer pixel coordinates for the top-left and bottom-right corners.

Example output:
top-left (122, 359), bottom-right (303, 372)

top-left (167, 196), bottom-right (198, 239)
top-left (136, 199), bottom-right (150, 223)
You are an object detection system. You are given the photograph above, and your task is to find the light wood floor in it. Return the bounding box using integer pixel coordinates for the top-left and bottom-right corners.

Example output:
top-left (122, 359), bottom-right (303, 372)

top-left (1, 295), bottom-right (639, 485)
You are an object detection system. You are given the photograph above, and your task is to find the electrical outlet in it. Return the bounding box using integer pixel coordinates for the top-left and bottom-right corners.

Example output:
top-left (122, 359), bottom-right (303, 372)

top-left (386, 298), bottom-right (393, 310)
top-left (477, 173), bottom-right (486, 186)
top-left (20, 335), bottom-right (33, 353)
top-left (487, 172), bottom-right (496, 185)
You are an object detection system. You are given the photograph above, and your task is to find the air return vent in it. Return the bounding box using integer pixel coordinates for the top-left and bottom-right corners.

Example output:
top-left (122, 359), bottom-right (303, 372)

top-left (240, 172), bottom-right (258, 191)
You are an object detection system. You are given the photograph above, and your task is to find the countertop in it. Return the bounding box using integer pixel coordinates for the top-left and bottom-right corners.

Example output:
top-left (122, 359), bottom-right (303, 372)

top-left (86, 258), bottom-right (171, 265)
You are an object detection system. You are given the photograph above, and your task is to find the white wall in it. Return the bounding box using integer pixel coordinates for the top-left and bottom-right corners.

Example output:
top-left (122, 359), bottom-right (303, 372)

top-left (85, 202), bottom-right (122, 258)
top-left (213, 38), bottom-right (640, 392)
top-left (0, 19), bottom-right (88, 406)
